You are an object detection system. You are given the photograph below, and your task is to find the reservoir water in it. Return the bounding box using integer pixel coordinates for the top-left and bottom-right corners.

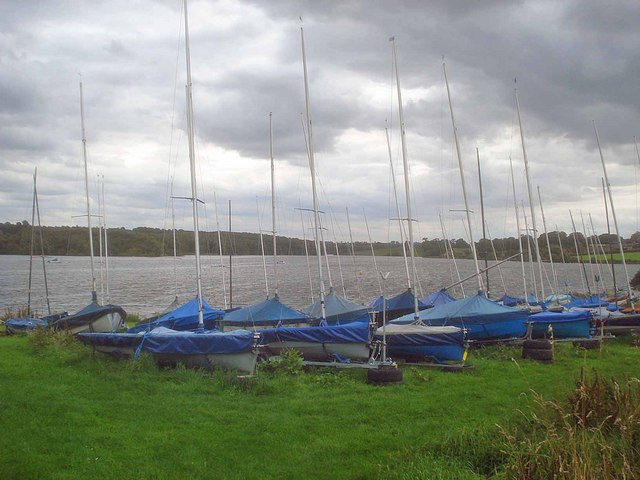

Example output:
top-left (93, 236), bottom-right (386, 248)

top-left (0, 254), bottom-right (633, 318)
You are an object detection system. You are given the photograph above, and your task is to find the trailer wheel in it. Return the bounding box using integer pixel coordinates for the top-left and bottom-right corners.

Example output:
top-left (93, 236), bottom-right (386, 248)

top-left (522, 348), bottom-right (553, 362)
top-left (573, 339), bottom-right (601, 350)
top-left (522, 339), bottom-right (552, 350)
top-left (367, 366), bottom-right (403, 385)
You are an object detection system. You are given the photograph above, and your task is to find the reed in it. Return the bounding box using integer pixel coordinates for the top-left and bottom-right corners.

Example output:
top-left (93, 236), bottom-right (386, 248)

top-left (498, 369), bottom-right (640, 479)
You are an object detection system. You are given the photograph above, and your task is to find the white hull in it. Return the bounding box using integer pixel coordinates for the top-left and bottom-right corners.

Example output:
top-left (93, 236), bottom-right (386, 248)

top-left (153, 351), bottom-right (259, 374)
top-left (264, 341), bottom-right (370, 362)
top-left (69, 312), bottom-right (125, 335)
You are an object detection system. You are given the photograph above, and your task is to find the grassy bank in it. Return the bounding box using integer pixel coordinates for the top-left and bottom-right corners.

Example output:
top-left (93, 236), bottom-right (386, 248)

top-left (1, 334), bottom-right (639, 479)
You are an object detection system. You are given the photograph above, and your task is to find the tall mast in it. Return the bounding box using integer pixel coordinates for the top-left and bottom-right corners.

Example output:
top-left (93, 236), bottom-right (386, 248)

top-left (34, 168), bottom-right (51, 315)
top-left (299, 208), bottom-right (314, 303)
top-left (391, 37), bottom-right (420, 322)
top-left (537, 186), bottom-right (558, 296)
top-left (569, 209), bottom-right (590, 295)
top-left (269, 112), bottom-right (279, 297)
top-left (385, 126), bottom-right (411, 289)
top-left (443, 60), bottom-right (482, 291)
top-left (346, 207), bottom-right (363, 301)
top-left (171, 178), bottom-right (178, 303)
top-left (213, 192), bottom-right (227, 309)
top-left (593, 121), bottom-right (632, 304)
top-left (256, 198), bottom-right (269, 298)
top-left (79, 81), bottom-right (97, 303)
top-left (514, 84), bottom-right (544, 300)
top-left (101, 175), bottom-right (110, 304)
top-left (602, 177), bottom-right (616, 295)
top-left (301, 23), bottom-right (326, 322)
top-left (97, 175), bottom-right (105, 304)
top-left (183, 0), bottom-right (204, 329)
top-left (363, 209), bottom-right (382, 295)
top-left (509, 157), bottom-right (528, 302)
top-left (476, 148), bottom-right (489, 295)
top-left (27, 169), bottom-right (36, 313)
top-left (439, 213), bottom-right (464, 297)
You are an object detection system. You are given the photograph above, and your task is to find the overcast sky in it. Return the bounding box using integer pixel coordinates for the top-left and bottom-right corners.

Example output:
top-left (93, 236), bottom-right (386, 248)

top-left (1, 0), bottom-right (639, 245)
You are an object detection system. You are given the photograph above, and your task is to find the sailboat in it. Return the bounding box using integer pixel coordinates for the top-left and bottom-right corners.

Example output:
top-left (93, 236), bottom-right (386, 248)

top-left (79, 0), bottom-right (258, 372)
top-left (5, 169), bottom-right (69, 334)
top-left (50, 82), bottom-right (126, 335)
top-left (218, 113), bottom-right (310, 332)
top-left (259, 24), bottom-right (372, 362)
top-left (372, 39), bottom-right (465, 363)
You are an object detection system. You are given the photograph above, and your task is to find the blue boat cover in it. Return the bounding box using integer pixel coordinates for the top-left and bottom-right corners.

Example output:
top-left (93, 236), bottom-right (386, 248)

top-left (5, 317), bottom-right (51, 332)
top-left (530, 309), bottom-right (592, 323)
top-left (260, 321), bottom-right (371, 345)
top-left (391, 292), bottom-right (528, 339)
top-left (220, 295), bottom-right (309, 327)
top-left (564, 295), bottom-right (611, 309)
top-left (127, 297), bottom-right (224, 333)
top-left (141, 327), bottom-right (255, 354)
top-left (370, 289), bottom-right (428, 312)
top-left (376, 324), bottom-right (464, 346)
top-left (498, 294), bottom-right (540, 307)
top-left (305, 287), bottom-right (370, 325)
top-left (420, 289), bottom-right (457, 308)
top-left (77, 331), bottom-right (144, 348)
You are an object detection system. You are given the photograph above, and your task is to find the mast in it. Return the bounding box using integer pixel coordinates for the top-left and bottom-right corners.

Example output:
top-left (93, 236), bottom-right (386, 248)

top-left (537, 186), bottom-right (558, 296)
top-left (79, 81), bottom-right (97, 303)
top-left (171, 178), bottom-right (178, 303)
top-left (97, 175), bottom-right (105, 304)
top-left (593, 121), bottom-right (632, 304)
top-left (602, 177), bottom-right (617, 295)
top-left (439, 213), bottom-right (464, 297)
top-left (514, 84), bottom-right (545, 300)
top-left (363, 209), bottom-right (383, 295)
top-left (391, 37), bottom-right (420, 322)
top-left (555, 225), bottom-right (569, 292)
top-left (301, 23), bottom-right (326, 322)
top-left (385, 126), bottom-right (411, 289)
top-left (299, 208), bottom-right (315, 303)
top-left (476, 148), bottom-right (489, 295)
top-left (443, 60), bottom-right (482, 291)
top-left (27, 169), bottom-right (36, 313)
top-left (34, 169), bottom-right (51, 315)
top-left (346, 207), bottom-right (363, 301)
top-left (256, 198), bottom-right (269, 298)
top-left (509, 157), bottom-right (528, 302)
top-left (229, 199), bottom-right (233, 308)
top-left (101, 175), bottom-right (110, 304)
top-left (183, 0), bottom-right (204, 329)
top-left (213, 192), bottom-right (227, 309)
top-left (569, 209), bottom-right (590, 295)
top-left (269, 112), bottom-right (279, 298)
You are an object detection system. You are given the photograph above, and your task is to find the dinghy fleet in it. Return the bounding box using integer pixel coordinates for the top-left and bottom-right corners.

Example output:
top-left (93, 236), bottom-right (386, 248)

top-left (5, 1), bottom-right (640, 376)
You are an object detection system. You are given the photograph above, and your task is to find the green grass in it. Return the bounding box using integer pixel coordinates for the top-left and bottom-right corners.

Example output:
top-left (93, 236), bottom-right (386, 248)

top-left (1, 335), bottom-right (639, 479)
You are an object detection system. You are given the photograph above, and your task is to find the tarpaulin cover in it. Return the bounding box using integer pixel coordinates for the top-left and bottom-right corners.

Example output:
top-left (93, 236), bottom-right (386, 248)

top-left (220, 295), bottom-right (309, 327)
top-left (77, 331), bottom-right (145, 349)
top-left (528, 309), bottom-right (593, 338)
top-left (370, 289), bottom-right (428, 312)
top-left (564, 295), bottom-right (611, 309)
top-left (375, 324), bottom-right (463, 346)
top-left (420, 289), bottom-right (457, 308)
top-left (53, 302), bottom-right (126, 331)
top-left (141, 327), bottom-right (255, 354)
top-left (391, 292), bottom-right (528, 340)
top-left (498, 294), bottom-right (540, 307)
top-left (305, 287), bottom-right (370, 324)
top-left (4, 312), bottom-right (68, 333)
top-left (260, 321), bottom-right (371, 345)
top-left (127, 297), bottom-right (223, 333)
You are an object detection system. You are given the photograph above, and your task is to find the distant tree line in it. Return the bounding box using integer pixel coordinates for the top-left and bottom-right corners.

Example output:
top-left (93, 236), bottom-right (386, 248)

top-left (1, 221), bottom-right (639, 262)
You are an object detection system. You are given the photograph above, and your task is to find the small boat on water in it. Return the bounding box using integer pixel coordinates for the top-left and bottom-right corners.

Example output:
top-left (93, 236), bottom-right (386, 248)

top-left (46, 257), bottom-right (60, 264)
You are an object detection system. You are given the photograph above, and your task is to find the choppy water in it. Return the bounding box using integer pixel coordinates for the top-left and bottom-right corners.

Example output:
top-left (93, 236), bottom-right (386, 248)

top-left (0, 254), bottom-right (632, 318)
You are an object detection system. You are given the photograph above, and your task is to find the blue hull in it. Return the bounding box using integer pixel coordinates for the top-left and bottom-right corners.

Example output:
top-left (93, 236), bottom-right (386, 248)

top-left (530, 319), bottom-right (591, 339)
top-left (386, 344), bottom-right (464, 363)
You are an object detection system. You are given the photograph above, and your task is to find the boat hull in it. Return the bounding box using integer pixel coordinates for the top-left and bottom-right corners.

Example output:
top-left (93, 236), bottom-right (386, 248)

top-left (152, 351), bottom-right (258, 373)
top-left (263, 341), bottom-right (370, 362)
top-left (530, 319), bottom-right (591, 339)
